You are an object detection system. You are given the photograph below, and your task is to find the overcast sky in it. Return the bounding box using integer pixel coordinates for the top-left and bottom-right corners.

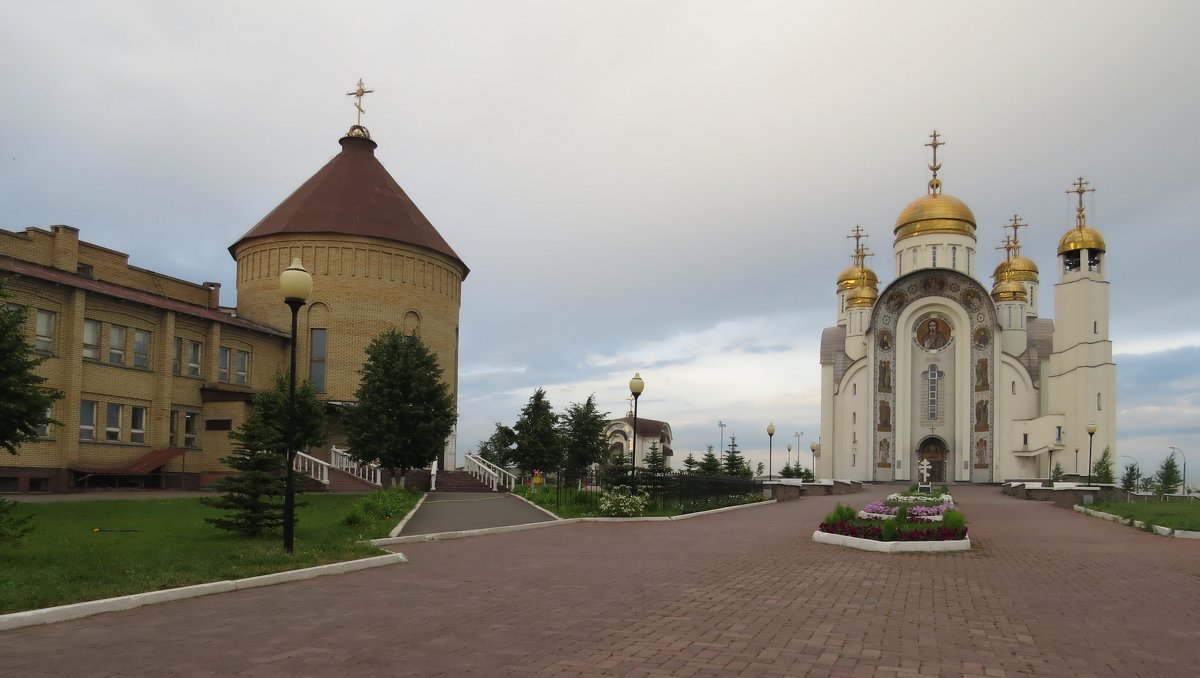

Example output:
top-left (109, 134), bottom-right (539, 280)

top-left (3, 1), bottom-right (1198, 483)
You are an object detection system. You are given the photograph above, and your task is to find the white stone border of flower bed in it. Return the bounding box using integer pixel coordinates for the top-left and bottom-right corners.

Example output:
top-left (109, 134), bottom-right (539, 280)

top-left (812, 530), bottom-right (970, 552)
top-left (1073, 505), bottom-right (1200, 539)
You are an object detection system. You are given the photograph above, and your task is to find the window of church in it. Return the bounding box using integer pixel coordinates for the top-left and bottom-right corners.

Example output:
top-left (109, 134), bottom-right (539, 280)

top-left (931, 246), bottom-right (938, 267)
top-left (1011, 381), bottom-right (1016, 395)
top-left (911, 248), bottom-right (918, 268)
top-left (1064, 251), bottom-right (1081, 272)
top-left (1097, 392), bottom-right (1102, 410)
top-left (1088, 250), bottom-right (1101, 272)
top-left (951, 246), bottom-right (958, 270)
top-left (310, 328), bottom-right (327, 392)
top-left (926, 363), bottom-right (941, 419)
top-left (896, 254), bottom-right (902, 275)
top-left (1093, 320), bottom-right (1098, 334)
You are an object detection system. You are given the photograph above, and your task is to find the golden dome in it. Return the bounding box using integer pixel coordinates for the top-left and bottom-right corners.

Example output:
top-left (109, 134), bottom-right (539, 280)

top-left (991, 279), bottom-right (1027, 303)
top-left (894, 193), bottom-right (977, 243)
top-left (845, 283), bottom-right (878, 308)
top-left (1057, 226), bottom-right (1106, 255)
top-left (837, 264), bottom-right (879, 291)
top-left (993, 255), bottom-right (1039, 284)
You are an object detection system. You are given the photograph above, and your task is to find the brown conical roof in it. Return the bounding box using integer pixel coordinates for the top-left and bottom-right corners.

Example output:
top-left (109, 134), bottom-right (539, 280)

top-left (230, 135), bottom-right (468, 278)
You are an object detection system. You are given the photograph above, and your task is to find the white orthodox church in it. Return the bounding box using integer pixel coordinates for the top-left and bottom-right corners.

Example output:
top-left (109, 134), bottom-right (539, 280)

top-left (817, 133), bottom-right (1116, 483)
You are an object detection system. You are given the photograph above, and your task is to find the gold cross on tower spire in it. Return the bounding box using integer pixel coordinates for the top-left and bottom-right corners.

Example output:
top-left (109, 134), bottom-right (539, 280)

top-left (346, 78), bottom-right (375, 138)
top-left (1067, 176), bottom-right (1095, 229)
top-left (847, 225), bottom-right (872, 268)
top-left (925, 130), bottom-right (944, 195)
top-left (995, 235), bottom-right (1015, 261)
top-left (1006, 214), bottom-right (1027, 255)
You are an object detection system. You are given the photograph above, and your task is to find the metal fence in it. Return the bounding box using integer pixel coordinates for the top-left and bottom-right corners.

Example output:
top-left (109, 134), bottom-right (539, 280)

top-left (531, 468), bottom-right (764, 515)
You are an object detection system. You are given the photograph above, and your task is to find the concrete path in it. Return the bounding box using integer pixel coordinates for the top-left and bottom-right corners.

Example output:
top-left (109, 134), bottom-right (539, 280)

top-left (3, 485), bottom-right (1199, 677)
top-left (398, 491), bottom-right (556, 536)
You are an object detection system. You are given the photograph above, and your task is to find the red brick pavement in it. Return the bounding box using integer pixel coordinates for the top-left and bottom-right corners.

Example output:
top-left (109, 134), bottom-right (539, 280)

top-left (2, 486), bottom-right (1197, 677)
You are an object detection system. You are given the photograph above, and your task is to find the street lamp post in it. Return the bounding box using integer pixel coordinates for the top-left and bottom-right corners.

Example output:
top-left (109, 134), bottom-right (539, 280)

top-left (1168, 446), bottom-right (1187, 496)
top-left (767, 423), bottom-right (775, 479)
top-left (279, 257), bottom-right (313, 555)
top-left (718, 420), bottom-right (726, 460)
top-left (810, 440), bottom-right (819, 482)
top-left (786, 444), bottom-right (792, 473)
top-left (629, 373), bottom-right (644, 493)
top-left (1086, 422), bottom-right (1097, 487)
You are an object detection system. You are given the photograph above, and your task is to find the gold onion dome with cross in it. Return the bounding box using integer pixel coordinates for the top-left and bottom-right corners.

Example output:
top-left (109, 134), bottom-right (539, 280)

top-left (1057, 176), bottom-right (1106, 255)
top-left (894, 131), bottom-right (977, 245)
top-left (993, 214), bottom-right (1039, 286)
top-left (839, 225), bottom-right (878, 307)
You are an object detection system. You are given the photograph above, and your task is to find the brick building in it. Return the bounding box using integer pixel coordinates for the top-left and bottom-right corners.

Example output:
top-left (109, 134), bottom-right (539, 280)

top-left (0, 125), bottom-right (467, 493)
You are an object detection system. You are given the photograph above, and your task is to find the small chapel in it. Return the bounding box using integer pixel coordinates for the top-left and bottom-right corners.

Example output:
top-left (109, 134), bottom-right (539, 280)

top-left (817, 132), bottom-right (1116, 483)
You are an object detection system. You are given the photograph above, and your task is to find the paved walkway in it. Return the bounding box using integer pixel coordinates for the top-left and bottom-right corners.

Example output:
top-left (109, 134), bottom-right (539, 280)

top-left (3, 485), bottom-right (1199, 677)
top-left (399, 491), bottom-right (556, 536)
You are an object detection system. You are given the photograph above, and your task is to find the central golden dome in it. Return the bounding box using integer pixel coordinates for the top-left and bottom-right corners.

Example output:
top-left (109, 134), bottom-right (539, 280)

top-left (991, 279), bottom-right (1027, 302)
top-left (845, 283), bottom-right (879, 308)
top-left (993, 255), bottom-right (1039, 284)
top-left (894, 193), bottom-right (977, 244)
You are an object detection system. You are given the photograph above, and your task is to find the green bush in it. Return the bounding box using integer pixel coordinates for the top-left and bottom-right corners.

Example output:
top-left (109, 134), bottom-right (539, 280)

top-left (824, 503), bottom-right (857, 524)
top-left (942, 509), bottom-right (965, 531)
top-left (359, 486), bottom-right (420, 520)
top-left (894, 505), bottom-right (909, 524)
top-left (881, 519), bottom-right (898, 541)
top-left (341, 511), bottom-right (366, 527)
top-left (0, 497), bottom-right (34, 547)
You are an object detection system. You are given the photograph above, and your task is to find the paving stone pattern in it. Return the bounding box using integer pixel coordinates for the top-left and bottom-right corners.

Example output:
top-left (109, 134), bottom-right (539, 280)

top-left (3, 485), bottom-right (1198, 677)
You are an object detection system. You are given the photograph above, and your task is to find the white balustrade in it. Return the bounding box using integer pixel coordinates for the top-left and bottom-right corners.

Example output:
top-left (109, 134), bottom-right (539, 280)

top-left (464, 454), bottom-right (517, 491)
top-left (293, 450), bottom-right (329, 484)
top-left (329, 445), bottom-right (382, 486)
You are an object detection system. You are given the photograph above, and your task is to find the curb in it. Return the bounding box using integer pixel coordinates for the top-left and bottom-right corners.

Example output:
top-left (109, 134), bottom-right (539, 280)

top-left (1073, 505), bottom-right (1200, 539)
top-left (389, 492), bottom-right (430, 537)
top-left (371, 499), bottom-right (779, 545)
top-left (811, 530), bottom-right (971, 552)
top-left (509, 490), bottom-right (565, 520)
top-left (0, 552), bottom-right (408, 632)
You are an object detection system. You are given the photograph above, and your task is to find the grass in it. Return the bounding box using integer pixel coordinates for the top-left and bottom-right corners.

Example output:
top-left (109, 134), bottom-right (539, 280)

top-left (1090, 500), bottom-right (1200, 531)
top-left (0, 490), bottom-right (420, 614)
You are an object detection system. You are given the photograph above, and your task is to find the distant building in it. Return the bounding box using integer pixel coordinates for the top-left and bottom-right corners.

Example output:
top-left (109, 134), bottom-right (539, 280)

top-left (604, 416), bottom-right (673, 468)
top-left (0, 121), bottom-right (467, 493)
top-left (816, 133), bottom-right (1115, 483)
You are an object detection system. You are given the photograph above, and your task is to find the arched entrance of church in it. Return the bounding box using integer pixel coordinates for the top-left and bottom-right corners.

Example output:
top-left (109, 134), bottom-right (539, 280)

top-left (917, 437), bottom-right (948, 483)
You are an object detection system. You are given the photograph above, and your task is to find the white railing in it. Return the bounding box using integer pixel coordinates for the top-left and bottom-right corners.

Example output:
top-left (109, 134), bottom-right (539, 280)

top-left (329, 446), bottom-right (383, 486)
top-left (464, 453), bottom-right (518, 491)
top-left (429, 458), bottom-right (437, 492)
top-left (294, 450), bottom-right (329, 484)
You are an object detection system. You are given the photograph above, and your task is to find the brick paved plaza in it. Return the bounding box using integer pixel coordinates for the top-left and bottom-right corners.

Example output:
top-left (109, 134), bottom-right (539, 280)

top-left (2, 485), bottom-right (1197, 677)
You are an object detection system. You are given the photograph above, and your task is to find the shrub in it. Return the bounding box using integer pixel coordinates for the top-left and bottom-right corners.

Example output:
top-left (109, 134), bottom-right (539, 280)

top-left (824, 503), bottom-right (857, 525)
top-left (881, 519), bottom-right (898, 542)
top-left (360, 486), bottom-right (419, 520)
top-left (341, 511), bottom-right (366, 527)
top-left (942, 509), bottom-right (965, 532)
top-left (0, 497), bottom-right (34, 547)
top-left (894, 505), bottom-right (909, 524)
top-left (598, 486), bottom-right (648, 517)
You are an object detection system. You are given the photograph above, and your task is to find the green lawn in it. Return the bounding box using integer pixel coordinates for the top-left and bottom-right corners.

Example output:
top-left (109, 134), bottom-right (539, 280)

top-left (0, 491), bottom-right (417, 614)
top-left (512, 485), bottom-right (765, 518)
top-left (1091, 500), bottom-right (1200, 531)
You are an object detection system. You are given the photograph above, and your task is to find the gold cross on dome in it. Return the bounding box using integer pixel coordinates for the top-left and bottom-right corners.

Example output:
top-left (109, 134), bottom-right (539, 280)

top-left (996, 235), bottom-right (1015, 261)
top-left (346, 78), bottom-right (375, 126)
top-left (925, 130), bottom-right (944, 195)
top-left (1067, 177), bottom-right (1096, 228)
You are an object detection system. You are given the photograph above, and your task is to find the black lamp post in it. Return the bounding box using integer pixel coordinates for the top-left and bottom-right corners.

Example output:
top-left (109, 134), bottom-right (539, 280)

top-left (810, 440), bottom-right (819, 481)
top-left (1086, 422), bottom-right (1097, 487)
top-left (629, 372), bottom-right (644, 492)
top-left (279, 257), bottom-right (312, 554)
top-left (786, 444), bottom-right (792, 474)
top-left (767, 423), bottom-right (775, 479)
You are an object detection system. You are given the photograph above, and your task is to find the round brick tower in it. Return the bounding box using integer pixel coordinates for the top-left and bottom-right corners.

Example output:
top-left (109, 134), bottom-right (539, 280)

top-left (229, 129), bottom-right (468, 464)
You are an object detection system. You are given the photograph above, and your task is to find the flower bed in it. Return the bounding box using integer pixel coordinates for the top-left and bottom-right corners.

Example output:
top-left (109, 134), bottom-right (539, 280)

top-left (886, 492), bottom-right (953, 505)
top-left (815, 501), bottom-right (968, 544)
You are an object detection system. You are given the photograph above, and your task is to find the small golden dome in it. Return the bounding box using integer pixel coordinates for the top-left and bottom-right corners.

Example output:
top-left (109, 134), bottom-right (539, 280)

top-left (991, 279), bottom-right (1027, 303)
top-left (993, 255), bottom-right (1039, 284)
top-left (894, 193), bottom-right (977, 244)
top-left (845, 283), bottom-right (878, 308)
top-left (837, 264), bottom-right (879, 291)
top-left (1057, 226), bottom-right (1106, 255)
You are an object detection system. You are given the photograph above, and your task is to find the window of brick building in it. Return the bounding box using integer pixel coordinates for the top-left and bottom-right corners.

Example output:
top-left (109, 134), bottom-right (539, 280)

top-left (130, 406), bottom-right (147, 444)
top-left (109, 325), bottom-right (127, 364)
top-left (106, 403), bottom-right (123, 441)
top-left (235, 349), bottom-right (249, 385)
top-left (187, 341), bottom-right (202, 377)
top-left (134, 330), bottom-right (151, 368)
top-left (172, 337), bottom-right (182, 374)
top-left (218, 347), bottom-right (230, 382)
top-left (35, 309), bottom-right (55, 352)
top-left (310, 329), bottom-right (327, 392)
top-left (80, 400), bottom-right (98, 440)
top-left (83, 320), bottom-right (101, 360)
top-left (184, 412), bottom-right (198, 447)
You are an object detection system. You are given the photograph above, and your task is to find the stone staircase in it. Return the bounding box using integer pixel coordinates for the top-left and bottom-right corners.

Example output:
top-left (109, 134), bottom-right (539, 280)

top-left (326, 466), bottom-right (381, 493)
top-left (434, 470), bottom-right (501, 492)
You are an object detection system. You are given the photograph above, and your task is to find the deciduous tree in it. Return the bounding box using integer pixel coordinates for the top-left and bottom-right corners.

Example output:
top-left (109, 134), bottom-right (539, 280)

top-left (0, 285), bottom-right (61, 455)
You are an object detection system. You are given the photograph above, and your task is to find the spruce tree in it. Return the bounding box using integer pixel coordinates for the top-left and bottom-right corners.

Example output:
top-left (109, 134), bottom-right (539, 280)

top-left (559, 395), bottom-right (609, 483)
top-left (202, 373), bottom-right (326, 537)
top-left (1153, 454), bottom-right (1183, 496)
top-left (722, 436), bottom-right (751, 477)
top-left (1119, 462), bottom-right (1140, 492)
top-left (0, 285), bottom-right (62, 455)
top-left (697, 445), bottom-right (722, 475)
top-left (642, 441), bottom-right (671, 500)
top-left (1050, 462), bottom-right (1066, 482)
top-left (682, 453), bottom-right (699, 474)
top-left (511, 388), bottom-right (562, 473)
top-left (1092, 447), bottom-right (1116, 484)
top-left (344, 330), bottom-right (456, 485)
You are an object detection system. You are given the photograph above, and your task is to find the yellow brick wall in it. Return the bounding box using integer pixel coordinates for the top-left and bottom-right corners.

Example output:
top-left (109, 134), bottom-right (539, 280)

top-left (233, 234), bottom-right (464, 404)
